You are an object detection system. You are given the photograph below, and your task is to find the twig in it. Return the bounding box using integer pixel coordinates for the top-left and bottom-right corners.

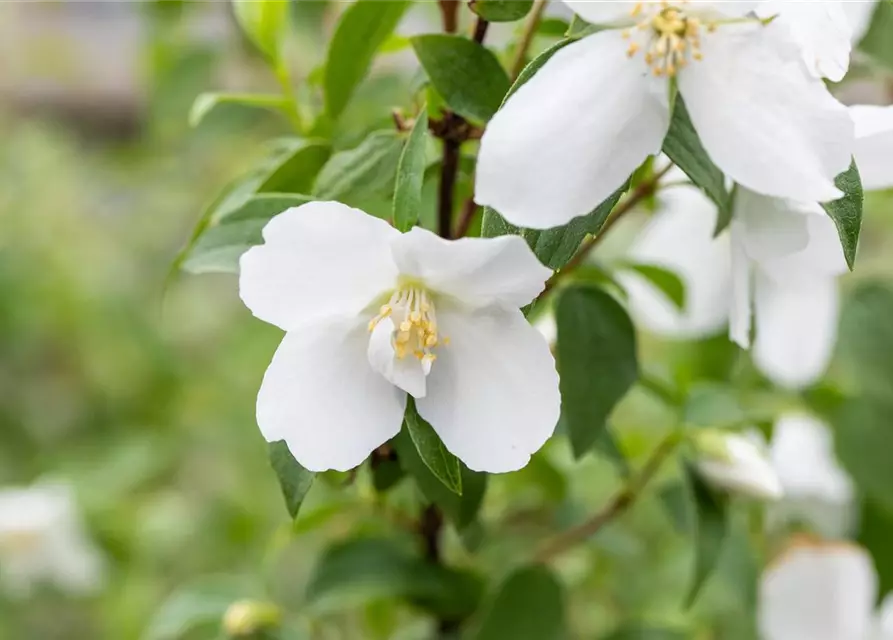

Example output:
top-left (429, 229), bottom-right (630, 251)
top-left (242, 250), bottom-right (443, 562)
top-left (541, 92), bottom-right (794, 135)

top-left (438, 127), bottom-right (462, 238)
top-left (472, 15), bottom-right (490, 43)
top-left (533, 431), bottom-right (682, 563)
top-left (438, 0), bottom-right (460, 32)
top-left (510, 0), bottom-right (549, 80)
top-left (454, 195), bottom-right (480, 238)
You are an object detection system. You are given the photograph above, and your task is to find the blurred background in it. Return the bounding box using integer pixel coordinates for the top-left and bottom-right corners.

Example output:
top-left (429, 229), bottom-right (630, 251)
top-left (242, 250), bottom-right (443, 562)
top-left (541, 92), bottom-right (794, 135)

top-left (2, 2), bottom-right (893, 639)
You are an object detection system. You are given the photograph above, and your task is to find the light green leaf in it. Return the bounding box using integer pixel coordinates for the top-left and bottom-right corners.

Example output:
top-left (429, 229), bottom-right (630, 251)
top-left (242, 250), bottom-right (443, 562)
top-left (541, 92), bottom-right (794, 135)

top-left (393, 108), bottom-right (429, 231)
top-left (618, 263), bottom-right (686, 311)
top-left (404, 399), bottom-right (462, 495)
top-left (268, 441), bottom-right (315, 520)
top-left (684, 462), bottom-right (729, 607)
top-left (189, 92), bottom-right (290, 128)
top-left (601, 627), bottom-right (687, 640)
top-left (556, 287), bottom-right (638, 458)
top-left (835, 398), bottom-right (893, 513)
top-left (837, 282), bottom-right (893, 397)
top-left (411, 35), bottom-right (510, 122)
top-left (470, 0), bottom-right (534, 22)
top-left (820, 159), bottom-right (863, 270)
top-left (663, 97), bottom-right (732, 230)
top-left (682, 383), bottom-right (748, 429)
top-left (144, 577), bottom-right (258, 640)
top-left (182, 193), bottom-right (314, 274)
top-left (473, 566), bottom-right (566, 640)
top-left (858, 0), bottom-right (893, 69)
top-left (232, 0), bottom-right (289, 62)
top-left (305, 537), bottom-right (483, 619)
top-left (324, 0), bottom-right (409, 119)
top-left (313, 130), bottom-right (404, 202)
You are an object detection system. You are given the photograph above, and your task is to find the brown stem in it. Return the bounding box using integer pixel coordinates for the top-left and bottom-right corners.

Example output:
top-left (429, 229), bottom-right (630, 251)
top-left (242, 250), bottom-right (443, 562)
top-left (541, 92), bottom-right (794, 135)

top-left (439, 0), bottom-right (460, 32)
top-left (472, 15), bottom-right (490, 43)
top-left (510, 0), bottom-right (549, 80)
top-left (454, 196), bottom-right (479, 238)
top-left (533, 431), bottom-right (682, 563)
top-left (438, 129), bottom-right (462, 238)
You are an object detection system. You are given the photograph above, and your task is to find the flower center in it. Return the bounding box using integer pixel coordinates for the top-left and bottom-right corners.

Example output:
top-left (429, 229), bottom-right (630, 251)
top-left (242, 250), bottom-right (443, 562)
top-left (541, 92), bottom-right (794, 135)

top-left (0, 529), bottom-right (43, 554)
top-left (623, 3), bottom-right (708, 77)
top-left (368, 286), bottom-right (443, 364)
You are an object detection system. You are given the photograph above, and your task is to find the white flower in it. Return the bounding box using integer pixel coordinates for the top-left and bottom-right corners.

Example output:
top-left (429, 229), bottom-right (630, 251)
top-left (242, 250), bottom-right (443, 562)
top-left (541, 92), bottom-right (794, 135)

top-left (476, 0), bottom-right (854, 230)
top-left (756, 0), bottom-right (882, 81)
top-left (768, 413), bottom-right (856, 539)
top-left (693, 430), bottom-right (784, 500)
top-left (853, 105), bottom-right (893, 192)
top-left (760, 540), bottom-right (893, 640)
top-left (239, 202), bottom-right (560, 473)
top-left (0, 482), bottom-right (104, 597)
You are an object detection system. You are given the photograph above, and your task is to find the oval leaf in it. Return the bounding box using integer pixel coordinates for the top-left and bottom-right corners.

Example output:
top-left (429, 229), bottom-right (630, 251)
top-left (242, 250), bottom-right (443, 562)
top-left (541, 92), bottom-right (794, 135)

top-left (313, 130), bottom-right (404, 202)
top-left (393, 108), bottom-right (430, 231)
top-left (470, 0), bottom-right (533, 22)
top-left (683, 462), bottom-right (729, 607)
top-left (404, 399), bottom-right (462, 495)
top-left (473, 566), bottom-right (566, 640)
top-left (232, 0), bottom-right (289, 61)
top-left (820, 158), bottom-right (863, 270)
top-left (268, 441), bottom-right (315, 520)
top-left (189, 92), bottom-right (290, 128)
top-left (619, 263), bottom-right (686, 311)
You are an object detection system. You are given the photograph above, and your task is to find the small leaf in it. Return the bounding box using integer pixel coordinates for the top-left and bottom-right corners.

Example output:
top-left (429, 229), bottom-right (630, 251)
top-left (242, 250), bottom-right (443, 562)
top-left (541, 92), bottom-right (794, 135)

top-left (601, 627), bottom-right (687, 640)
top-left (835, 398), bottom-right (893, 513)
top-left (556, 287), bottom-right (638, 458)
top-left (189, 92), bottom-right (290, 128)
top-left (619, 263), bottom-right (686, 311)
top-left (663, 97), bottom-right (732, 229)
top-left (470, 0), bottom-right (533, 22)
top-left (820, 158), bottom-right (863, 270)
top-left (232, 0), bottom-right (289, 61)
top-left (313, 130), bottom-right (404, 202)
top-left (371, 455), bottom-right (405, 494)
top-left (324, 0), bottom-right (409, 119)
top-left (393, 108), bottom-right (429, 231)
top-left (268, 441), bottom-right (315, 520)
top-left (473, 566), bottom-right (566, 640)
top-left (684, 462), bottom-right (729, 607)
top-left (411, 35), bottom-right (510, 122)
top-left (404, 399), bottom-right (462, 495)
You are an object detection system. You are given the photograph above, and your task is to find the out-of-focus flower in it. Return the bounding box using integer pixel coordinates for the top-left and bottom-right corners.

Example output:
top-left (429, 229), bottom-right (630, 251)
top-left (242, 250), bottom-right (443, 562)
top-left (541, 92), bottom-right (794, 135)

top-left (239, 202), bottom-right (560, 473)
top-left (693, 430), bottom-right (784, 500)
top-left (476, 0), bottom-right (853, 229)
top-left (223, 600), bottom-right (282, 638)
top-left (0, 482), bottom-right (104, 597)
top-left (852, 105), bottom-right (893, 191)
top-left (760, 539), bottom-right (893, 640)
top-left (768, 413), bottom-right (856, 538)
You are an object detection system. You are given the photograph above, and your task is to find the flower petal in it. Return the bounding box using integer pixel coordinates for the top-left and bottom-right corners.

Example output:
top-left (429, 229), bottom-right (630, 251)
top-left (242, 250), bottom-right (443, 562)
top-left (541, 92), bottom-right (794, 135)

top-left (756, 207), bottom-right (849, 282)
top-left (757, 0), bottom-right (852, 81)
top-left (734, 188), bottom-right (811, 264)
top-left (239, 202), bottom-right (399, 332)
top-left (753, 274), bottom-right (839, 390)
top-left (367, 318), bottom-right (428, 398)
top-left (729, 220), bottom-right (753, 348)
top-left (679, 22), bottom-right (853, 203)
top-left (695, 431), bottom-right (783, 500)
top-left (759, 542), bottom-right (876, 640)
top-left (560, 0), bottom-right (635, 24)
top-left (852, 105), bottom-right (893, 191)
top-left (416, 306), bottom-right (560, 473)
top-left (843, 0), bottom-right (878, 43)
top-left (256, 320), bottom-right (406, 472)
top-left (620, 185), bottom-right (731, 338)
top-left (475, 29), bottom-right (670, 229)
top-left (390, 227), bottom-right (551, 310)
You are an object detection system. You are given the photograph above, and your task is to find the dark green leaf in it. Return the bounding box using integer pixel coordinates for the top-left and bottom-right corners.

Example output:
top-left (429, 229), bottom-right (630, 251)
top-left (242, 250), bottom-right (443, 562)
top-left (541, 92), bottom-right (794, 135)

top-left (324, 0), bottom-right (409, 119)
top-left (820, 159), bottom-right (863, 270)
top-left (232, 0), bottom-right (289, 61)
top-left (404, 399), bottom-right (462, 495)
top-left (835, 398), bottom-right (893, 513)
top-left (684, 462), bottom-right (729, 607)
top-left (858, 499), bottom-right (893, 597)
top-left (620, 263), bottom-right (685, 311)
top-left (470, 0), bottom-right (533, 22)
top-left (182, 193), bottom-right (314, 274)
top-left (268, 441), bottom-right (315, 520)
top-left (473, 566), bottom-right (566, 640)
top-left (305, 537), bottom-right (483, 619)
top-left (313, 130), bottom-right (404, 202)
top-left (371, 455), bottom-right (405, 493)
top-left (837, 282), bottom-right (893, 397)
top-left (411, 35), bottom-right (510, 122)
top-left (858, 0), bottom-right (893, 69)
top-left (393, 108), bottom-right (429, 231)
top-left (565, 14), bottom-right (604, 39)
top-left (189, 92), bottom-right (290, 128)
top-left (663, 98), bottom-right (732, 229)
top-left (392, 429), bottom-right (487, 529)
top-left (601, 626), bottom-right (687, 640)
top-left (556, 287), bottom-right (638, 458)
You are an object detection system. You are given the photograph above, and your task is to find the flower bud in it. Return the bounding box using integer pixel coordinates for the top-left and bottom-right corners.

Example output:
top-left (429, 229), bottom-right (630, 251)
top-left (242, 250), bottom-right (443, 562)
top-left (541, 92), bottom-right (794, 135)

top-left (693, 430), bottom-right (783, 501)
top-left (223, 600), bottom-right (281, 638)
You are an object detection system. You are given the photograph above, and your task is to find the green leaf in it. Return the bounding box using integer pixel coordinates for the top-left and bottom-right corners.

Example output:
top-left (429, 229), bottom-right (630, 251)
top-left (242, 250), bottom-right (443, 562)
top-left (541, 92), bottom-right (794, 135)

top-left (684, 462), bottom-right (729, 607)
top-left (820, 159), bottom-right (863, 270)
top-left (268, 441), bottom-right (315, 520)
top-left (392, 429), bottom-right (487, 529)
top-left (473, 566), bottom-right (566, 640)
top-left (837, 282), bottom-right (893, 397)
top-left (313, 130), bottom-right (404, 202)
top-left (189, 92), bottom-right (290, 128)
top-left (601, 627), bottom-right (687, 640)
top-left (859, 0), bottom-right (893, 69)
top-left (404, 399), bottom-right (462, 495)
top-left (556, 286), bottom-right (638, 458)
top-left (469, 0), bottom-right (533, 22)
top-left (305, 537), bottom-right (483, 619)
top-left (682, 383), bottom-right (748, 429)
top-left (371, 454), bottom-right (405, 493)
top-left (619, 263), bottom-right (685, 311)
top-left (144, 577), bottom-right (258, 640)
top-left (393, 108), bottom-right (429, 231)
top-left (411, 35), bottom-right (510, 122)
top-left (858, 499), bottom-right (893, 597)
top-left (232, 0), bottom-right (289, 61)
top-left (182, 193), bottom-right (314, 274)
top-left (663, 97), bottom-right (732, 230)
top-left (324, 0), bottom-right (409, 119)
top-left (835, 398), bottom-right (893, 513)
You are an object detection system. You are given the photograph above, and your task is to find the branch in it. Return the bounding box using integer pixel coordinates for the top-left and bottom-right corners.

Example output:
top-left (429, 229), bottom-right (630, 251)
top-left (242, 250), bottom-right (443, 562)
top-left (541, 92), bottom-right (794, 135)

top-left (438, 124), bottom-right (462, 238)
top-left (439, 0), bottom-right (460, 33)
top-left (533, 431), bottom-right (682, 563)
top-left (454, 195), bottom-right (479, 238)
top-left (510, 0), bottom-right (549, 80)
